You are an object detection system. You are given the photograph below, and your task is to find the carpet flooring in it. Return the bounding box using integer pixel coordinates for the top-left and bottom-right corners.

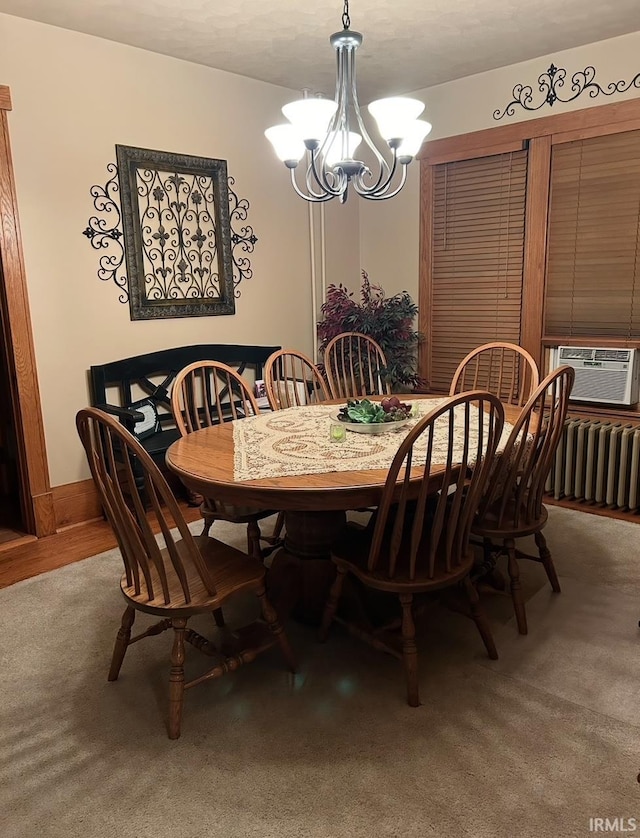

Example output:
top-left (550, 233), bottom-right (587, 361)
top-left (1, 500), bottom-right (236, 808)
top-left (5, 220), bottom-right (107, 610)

top-left (0, 507), bottom-right (638, 838)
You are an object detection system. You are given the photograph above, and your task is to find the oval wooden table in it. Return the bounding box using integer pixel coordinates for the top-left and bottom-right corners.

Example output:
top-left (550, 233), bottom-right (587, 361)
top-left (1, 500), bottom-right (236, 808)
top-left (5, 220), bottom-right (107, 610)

top-left (166, 397), bottom-right (522, 623)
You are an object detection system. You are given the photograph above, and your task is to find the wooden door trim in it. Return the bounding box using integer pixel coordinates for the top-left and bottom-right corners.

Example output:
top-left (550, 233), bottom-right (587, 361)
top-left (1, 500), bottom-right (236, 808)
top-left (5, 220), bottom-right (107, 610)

top-left (0, 85), bottom-right (55, 536)
top-left (418, 162), bottom-right (433, 384)
top-left (520, 136), bottom-right (551, 368)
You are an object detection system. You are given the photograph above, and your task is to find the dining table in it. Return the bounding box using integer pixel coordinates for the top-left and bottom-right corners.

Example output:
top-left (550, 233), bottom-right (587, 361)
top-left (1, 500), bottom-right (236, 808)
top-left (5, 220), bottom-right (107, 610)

top-left (166, 395), bottom-right (523, 624)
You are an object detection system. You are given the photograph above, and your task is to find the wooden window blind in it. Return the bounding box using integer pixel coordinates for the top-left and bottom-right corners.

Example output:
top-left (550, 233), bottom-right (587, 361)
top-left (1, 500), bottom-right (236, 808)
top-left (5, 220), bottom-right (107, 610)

top-left (430, 150), bottom-right (527, 392)
top-left (545, 130), bottom-right (640, 339)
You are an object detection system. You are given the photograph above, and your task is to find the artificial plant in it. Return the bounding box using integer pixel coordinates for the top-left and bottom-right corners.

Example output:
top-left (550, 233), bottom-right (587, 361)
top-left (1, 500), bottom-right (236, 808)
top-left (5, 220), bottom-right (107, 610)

top-left (317, 270), bottom-right (426, 390)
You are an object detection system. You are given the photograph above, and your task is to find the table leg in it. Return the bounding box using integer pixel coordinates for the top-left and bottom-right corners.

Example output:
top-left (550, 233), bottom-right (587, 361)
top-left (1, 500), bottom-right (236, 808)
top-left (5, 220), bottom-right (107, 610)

top-left (267, 510), bottom-right (346, 626)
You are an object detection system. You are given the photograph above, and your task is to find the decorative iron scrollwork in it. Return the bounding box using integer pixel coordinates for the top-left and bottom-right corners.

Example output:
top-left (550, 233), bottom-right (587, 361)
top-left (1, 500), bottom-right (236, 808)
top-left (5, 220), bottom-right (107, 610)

top-left (228, 177), bottom-right (257, 296)
top-left (82, 163), bottom-right (129, 303)
top-left (493, 63), bottom-right (640, 120)
top-left (83, 156), bottom-right (257, 313)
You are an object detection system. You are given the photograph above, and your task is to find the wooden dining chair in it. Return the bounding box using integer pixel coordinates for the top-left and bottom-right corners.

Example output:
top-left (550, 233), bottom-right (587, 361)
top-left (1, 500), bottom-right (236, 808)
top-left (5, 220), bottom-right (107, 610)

top-left (264, 349), bottom-right (330, 410)
top-left (171, 361), bottom-right (278, 561)
top-left (324, 332), bottom-right (392, 399)
top-left (449, 342), bottom-right (540, 407)
top-left (472, 365), bottom-right (575, 635)
top-left (319, 391), bottom-right (505, 707)
top-left (76, 407), bottom-right (296, 739)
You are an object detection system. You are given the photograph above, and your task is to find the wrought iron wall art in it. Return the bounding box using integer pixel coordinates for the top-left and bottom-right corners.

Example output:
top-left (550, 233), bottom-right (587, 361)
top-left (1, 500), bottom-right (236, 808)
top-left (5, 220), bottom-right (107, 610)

top-left (116, 144), bottom-right (236, 320)
top-left (82, 162), bottom-right (128, 303)
top-left (494, 63), bottom-right (640, 121)
top-left (83, 148), bottom-right (258, 318)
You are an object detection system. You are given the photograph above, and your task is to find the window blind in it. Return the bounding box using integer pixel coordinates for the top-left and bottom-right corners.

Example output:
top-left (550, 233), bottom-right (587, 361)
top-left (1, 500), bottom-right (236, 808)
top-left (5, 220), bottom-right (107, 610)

top-left (430, 151), bottom-right (527, 392)
top-left (545, 130), bottom-right (640, 338)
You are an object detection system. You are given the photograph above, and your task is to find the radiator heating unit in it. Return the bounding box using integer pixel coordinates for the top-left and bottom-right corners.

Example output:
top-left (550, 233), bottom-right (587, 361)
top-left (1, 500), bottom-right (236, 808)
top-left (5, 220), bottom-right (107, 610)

top-left (546, 418), bottom-right (640, 513)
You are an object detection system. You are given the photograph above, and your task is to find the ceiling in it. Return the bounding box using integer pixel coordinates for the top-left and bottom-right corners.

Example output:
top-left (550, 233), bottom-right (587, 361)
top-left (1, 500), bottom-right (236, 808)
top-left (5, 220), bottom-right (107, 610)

top-left (1, 0), bottom-right (639, 102)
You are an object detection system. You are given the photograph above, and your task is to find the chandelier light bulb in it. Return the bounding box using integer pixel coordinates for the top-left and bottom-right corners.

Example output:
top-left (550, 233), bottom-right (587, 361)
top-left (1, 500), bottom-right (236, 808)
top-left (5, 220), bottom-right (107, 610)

top-left (324, 131), bottom-right (362, 167)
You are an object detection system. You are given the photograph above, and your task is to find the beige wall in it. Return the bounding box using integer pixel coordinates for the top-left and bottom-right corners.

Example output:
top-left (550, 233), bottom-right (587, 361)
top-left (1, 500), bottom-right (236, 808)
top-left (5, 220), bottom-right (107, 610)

top-left (0, 13), bottom-right (356, 487)
top-left (4, 12), bottom-right (640, 490)
top-left (359, 28), bottom-right (640, 304)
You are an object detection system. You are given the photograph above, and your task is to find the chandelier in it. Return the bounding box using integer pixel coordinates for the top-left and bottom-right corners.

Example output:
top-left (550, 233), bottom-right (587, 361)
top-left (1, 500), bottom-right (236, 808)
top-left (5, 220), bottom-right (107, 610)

top-left (265, 0), bottom-right (432, 203)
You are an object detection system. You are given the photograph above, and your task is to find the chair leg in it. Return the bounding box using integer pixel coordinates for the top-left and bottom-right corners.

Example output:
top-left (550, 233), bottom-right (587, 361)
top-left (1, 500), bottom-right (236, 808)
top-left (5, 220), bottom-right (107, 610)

top-left (482, 537), bottom-right (506, 591)
top-left (108, 605), bottom-right (135, 682)
top-left (318, 565), bottom-right (347, 642)
top-left (212, 608), bottom-right (225, 628)
top-left (505, 537), bottom-right (528, 635)
top-left (168, 618), bottom-right (187, 740)
top-left (201, 516), bottom-right (214, 537)
top-left (462, 576), bottom-right (498, 660)
top-left (399, 594), bottom-right (420, 707)
top-left (535, 530), bottom-right (561, 593)
top-left (256, 582), bottom-right (297, 672)
top-left (271, 511), bottom-right (285, 541)
top-left (247, 519), bottom-right (263, 562)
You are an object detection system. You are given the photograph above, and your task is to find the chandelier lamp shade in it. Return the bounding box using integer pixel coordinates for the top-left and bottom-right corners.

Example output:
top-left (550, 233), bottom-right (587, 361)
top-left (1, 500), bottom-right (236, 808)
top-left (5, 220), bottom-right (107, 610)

top-left (264, 1), bottom-right (432, 203)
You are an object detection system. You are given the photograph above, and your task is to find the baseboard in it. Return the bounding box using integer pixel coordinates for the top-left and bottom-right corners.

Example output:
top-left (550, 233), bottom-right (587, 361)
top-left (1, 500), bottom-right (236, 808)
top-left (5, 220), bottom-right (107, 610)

top-left (545, 494), bottom-right (640, 523)
top-left (52, 478), bottom-right (102, 530)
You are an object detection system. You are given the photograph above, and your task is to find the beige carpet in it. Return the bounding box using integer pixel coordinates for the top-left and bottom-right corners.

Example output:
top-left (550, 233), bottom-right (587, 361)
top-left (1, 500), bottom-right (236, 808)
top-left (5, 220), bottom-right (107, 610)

top-left (1, 507), bottom-right (639, 838)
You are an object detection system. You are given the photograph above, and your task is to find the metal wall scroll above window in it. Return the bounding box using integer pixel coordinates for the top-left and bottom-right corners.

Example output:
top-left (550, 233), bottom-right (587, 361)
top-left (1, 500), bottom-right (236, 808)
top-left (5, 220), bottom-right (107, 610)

top-left (493, 63), bottom-right (640, 121)
top-left (82, 145), bottom-right (258, 320)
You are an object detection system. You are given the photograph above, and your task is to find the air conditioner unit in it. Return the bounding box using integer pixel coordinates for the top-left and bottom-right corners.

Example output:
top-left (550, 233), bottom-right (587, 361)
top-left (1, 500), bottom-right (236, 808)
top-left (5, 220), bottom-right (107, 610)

top-left (551, 346), bottom-right (640, 406)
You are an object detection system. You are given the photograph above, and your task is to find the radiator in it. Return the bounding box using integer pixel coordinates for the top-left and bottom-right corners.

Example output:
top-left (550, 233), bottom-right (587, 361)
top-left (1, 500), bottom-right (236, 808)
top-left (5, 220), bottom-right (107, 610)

top-left (545, 418), bottom-right (640, 512)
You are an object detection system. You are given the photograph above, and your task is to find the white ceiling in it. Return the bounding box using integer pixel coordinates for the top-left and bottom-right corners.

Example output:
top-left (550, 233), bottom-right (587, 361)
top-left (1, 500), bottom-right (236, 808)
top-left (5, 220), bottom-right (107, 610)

top-left (1, 0), bottom-right (639, 101)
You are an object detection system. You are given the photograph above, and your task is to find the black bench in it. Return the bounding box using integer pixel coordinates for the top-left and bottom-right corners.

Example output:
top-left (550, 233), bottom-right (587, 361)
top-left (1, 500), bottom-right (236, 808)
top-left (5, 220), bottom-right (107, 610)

top-left (89, 343), bottom-right (280, 484)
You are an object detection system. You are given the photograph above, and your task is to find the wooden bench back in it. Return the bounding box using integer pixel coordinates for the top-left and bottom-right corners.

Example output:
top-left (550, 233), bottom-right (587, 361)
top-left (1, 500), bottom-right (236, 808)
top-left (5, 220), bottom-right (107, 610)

top-left (89, 344), bottom-right (280, 431)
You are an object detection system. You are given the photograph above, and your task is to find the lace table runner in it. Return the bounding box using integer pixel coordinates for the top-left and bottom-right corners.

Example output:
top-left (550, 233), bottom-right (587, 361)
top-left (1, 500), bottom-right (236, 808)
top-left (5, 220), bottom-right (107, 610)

top-left (233, 400), bottom-right (515, 482)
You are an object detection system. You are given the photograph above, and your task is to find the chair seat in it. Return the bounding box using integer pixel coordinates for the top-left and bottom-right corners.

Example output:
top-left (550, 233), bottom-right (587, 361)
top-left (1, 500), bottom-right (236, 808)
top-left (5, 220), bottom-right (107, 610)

top-left (331, 523), bottom-right (475, 594)
top-left (473, 499), bottom-right (548, 540)
top-left (201, 498), bottom-right (277, 522)
top-left (141, 428), bottom-right (181, 457)
top-left (121, 535), bottom-right (264, 616)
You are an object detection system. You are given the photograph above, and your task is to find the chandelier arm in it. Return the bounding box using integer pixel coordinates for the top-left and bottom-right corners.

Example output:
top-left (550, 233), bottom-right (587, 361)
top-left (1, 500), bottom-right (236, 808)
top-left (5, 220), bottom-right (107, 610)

top-left (308, 146), bottom-right (346, 197)
top-left (344, 47), bottom-right (391, 194)
top-left (289, 167), bottom-right (334, 203)
top-left (354, 163), bottom-right (409, 200)
top-left (353, 149), bottom-right (399, 196)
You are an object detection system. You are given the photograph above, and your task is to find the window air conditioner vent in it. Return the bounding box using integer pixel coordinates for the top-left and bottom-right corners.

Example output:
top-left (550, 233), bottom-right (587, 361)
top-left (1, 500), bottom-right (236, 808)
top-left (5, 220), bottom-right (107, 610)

top-left (558, 347), bottom-right (594, 361)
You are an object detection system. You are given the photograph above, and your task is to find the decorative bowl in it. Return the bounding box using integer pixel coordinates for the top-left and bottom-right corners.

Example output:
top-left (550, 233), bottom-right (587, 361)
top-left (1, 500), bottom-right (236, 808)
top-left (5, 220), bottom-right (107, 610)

top-left (335, 413), bottom-right (410, 434)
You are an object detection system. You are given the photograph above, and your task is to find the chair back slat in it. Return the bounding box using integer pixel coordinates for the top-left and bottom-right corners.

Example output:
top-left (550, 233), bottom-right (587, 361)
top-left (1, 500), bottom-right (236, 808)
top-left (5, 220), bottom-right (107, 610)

top-left (264, 349), bottom-right (330, 410)
top-left (324, 332), bottom-right (392, 399)
top-left (76, 407), bottom-right (217, 606)
top-left (477, 365), bottom-right (575, 530)
top-left (367, 392), bottom-right (504, 581)
top-left (171, 361), bottom-right (259, 437)
top-left (450, 342), bottom-right (539, 407)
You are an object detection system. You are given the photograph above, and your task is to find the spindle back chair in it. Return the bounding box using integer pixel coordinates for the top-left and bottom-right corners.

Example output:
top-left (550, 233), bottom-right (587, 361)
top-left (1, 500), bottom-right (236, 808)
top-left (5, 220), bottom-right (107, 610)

top-left (473, 365), bottom-right (575, 634)
top-left (171, 360), bottom-right (276, 558)
top-left (324, 332), bottom-right (391, 399)
top-left (264, 349), bottom-right (330, 410)
top-left (320, 391), bottom-right (505, 706)
top-left (450, 342), bottom-right (539, 407)
top-left (76, 407), bottom-right (295, 738)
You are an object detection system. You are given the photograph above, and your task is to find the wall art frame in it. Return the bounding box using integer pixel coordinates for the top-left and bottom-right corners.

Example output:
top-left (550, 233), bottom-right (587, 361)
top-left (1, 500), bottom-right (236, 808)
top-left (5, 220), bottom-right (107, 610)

top-left (116, 144), bottom-right (235, 320)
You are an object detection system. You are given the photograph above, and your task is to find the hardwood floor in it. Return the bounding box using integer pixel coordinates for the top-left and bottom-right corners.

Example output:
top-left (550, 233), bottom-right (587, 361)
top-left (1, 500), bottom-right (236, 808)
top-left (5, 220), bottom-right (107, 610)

top-left (0, 505), bottom-right (203, 590)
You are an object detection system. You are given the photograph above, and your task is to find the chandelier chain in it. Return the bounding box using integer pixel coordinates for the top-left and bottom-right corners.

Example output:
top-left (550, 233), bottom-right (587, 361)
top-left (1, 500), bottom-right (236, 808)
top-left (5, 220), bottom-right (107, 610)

top-left (342, 0), bottom-right (350, 30)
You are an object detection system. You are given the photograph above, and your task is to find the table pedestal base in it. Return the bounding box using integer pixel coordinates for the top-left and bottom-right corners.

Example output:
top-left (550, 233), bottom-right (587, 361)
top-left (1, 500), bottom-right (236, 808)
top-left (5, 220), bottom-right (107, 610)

top-left (267, 510), bottom-right (346, 626)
